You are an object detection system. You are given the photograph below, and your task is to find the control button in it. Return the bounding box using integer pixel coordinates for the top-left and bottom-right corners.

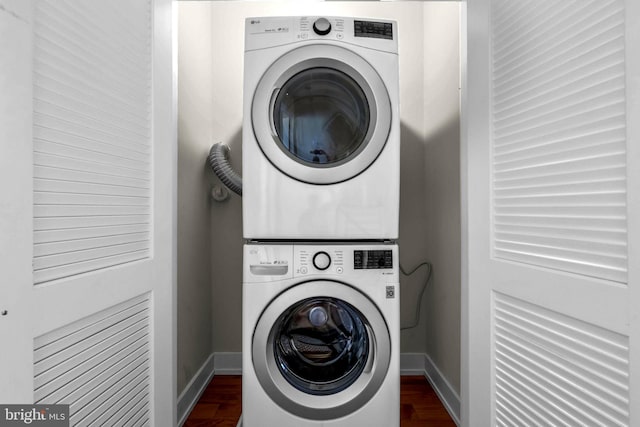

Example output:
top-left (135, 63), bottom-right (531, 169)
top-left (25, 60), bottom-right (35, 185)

top-left (336, 267), bottom-right (343, 274)
top-left (300, 266), bottom-right (308, 274)
top-left (336, 32), bottom-right (344, 40)
top-left (313, 18), bottom-right (332, 36)
top-left (312, 251), bottom-right (331, 270)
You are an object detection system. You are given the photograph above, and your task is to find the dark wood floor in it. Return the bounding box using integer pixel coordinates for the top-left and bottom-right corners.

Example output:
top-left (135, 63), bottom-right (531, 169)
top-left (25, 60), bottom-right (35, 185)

top-left (184, 375), bottom-right (456, 427)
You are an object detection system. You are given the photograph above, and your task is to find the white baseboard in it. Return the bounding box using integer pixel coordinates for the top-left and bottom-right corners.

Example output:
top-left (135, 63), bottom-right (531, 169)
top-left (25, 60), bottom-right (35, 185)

top-left (423, 354), bottom-right (461, 426)
top-left (177, 354), bottom-right (215, 427)
top-left (213, 352), bottom-right (243, 375)
top-left (179, 352), bottom-right (460, 427)
top-left (400, 352), bottom-right (427, 375)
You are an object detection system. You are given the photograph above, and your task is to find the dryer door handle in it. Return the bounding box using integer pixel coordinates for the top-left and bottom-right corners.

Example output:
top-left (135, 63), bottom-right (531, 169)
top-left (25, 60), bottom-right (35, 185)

top-left (364, 324), bottom-right (376, 373)
top-left (269, 87), bottom-right (280, 119)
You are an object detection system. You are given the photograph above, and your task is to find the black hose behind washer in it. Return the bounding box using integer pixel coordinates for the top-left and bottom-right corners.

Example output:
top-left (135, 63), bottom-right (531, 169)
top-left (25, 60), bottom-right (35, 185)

top-left (208, 143), bottom-right (242, 196)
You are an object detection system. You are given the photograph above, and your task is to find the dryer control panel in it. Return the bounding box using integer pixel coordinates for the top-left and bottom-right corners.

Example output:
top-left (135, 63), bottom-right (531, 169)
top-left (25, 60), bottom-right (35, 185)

top-left (245, 16), bottom-right (398, 53)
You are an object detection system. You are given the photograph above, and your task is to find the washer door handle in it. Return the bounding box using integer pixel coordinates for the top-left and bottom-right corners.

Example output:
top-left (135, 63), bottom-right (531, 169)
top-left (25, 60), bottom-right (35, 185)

top-left (364, 324), bottom-right (376, 373)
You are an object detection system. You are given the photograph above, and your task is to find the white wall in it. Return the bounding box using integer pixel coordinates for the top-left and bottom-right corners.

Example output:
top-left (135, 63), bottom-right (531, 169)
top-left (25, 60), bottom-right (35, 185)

top-left (177, 0), bottom-right (461, 397)
top-left (177, 2), bottom-right (214, 394)
top-left (422, 2), bottom-right (462, 395)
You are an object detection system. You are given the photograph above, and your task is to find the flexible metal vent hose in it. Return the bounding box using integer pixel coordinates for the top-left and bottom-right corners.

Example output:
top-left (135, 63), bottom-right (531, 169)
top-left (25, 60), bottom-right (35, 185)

top-left (208, 143), bottom-right (242, 196)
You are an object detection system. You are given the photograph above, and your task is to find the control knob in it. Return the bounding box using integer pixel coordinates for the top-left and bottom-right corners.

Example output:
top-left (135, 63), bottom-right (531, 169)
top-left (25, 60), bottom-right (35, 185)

top-left (313, 18), bottom-right (332, 36)
top-left (312, 251), bottom-right (331, 270)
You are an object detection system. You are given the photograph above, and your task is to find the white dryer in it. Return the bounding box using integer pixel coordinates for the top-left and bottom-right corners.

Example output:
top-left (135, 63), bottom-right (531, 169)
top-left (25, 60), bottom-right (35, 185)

top-left (243, 16), bottom-right (400, 240)
top-left (242, 243), bottom-right (400, 426)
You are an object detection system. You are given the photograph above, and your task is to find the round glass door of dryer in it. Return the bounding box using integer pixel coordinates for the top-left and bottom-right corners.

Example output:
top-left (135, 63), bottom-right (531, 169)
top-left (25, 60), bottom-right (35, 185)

top-left (251, 44), bottom-right (392, 184)
top-left (252, 280), bottom-right (391, 421)
top-left (273, 68), bottom-right (370, 167)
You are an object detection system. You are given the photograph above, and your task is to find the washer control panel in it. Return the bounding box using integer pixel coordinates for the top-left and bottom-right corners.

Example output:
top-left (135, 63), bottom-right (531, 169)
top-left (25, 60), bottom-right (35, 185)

top-left (244, 244), bottom-right (398, 282)
top-left (293, 245), bottom-right (396, 278)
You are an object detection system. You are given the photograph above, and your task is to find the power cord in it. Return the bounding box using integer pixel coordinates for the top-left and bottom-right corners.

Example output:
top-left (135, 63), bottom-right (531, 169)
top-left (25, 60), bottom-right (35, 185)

top-left (399, 261), bottom-right (433, 330)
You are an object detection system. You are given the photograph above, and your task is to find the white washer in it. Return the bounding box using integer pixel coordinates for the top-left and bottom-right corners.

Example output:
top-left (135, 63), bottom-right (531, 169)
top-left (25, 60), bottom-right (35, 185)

top-left (243, 16), bottom-right (400, 240)
top-left (242, 243), bottom-right (400, 426)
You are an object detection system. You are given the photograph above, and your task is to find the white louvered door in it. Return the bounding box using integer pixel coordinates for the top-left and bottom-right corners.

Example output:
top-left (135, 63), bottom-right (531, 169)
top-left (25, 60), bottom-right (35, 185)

top-left (0, 0), bottom-right (175, 425)
top-left (464, 0), bottom-right (639, 425)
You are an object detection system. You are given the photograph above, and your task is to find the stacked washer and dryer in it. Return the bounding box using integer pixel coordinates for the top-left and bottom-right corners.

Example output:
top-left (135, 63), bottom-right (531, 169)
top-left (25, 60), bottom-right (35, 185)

top-left (242, 16), bottom-right (400, 426)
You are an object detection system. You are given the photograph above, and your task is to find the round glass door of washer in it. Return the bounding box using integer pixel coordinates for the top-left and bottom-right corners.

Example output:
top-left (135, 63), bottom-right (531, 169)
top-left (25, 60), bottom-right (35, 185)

top-left (273, 297), bottom-right (370, 395)
top-left (252, 280), bottom-right (391, 420)
top-left (251, 44), bottom-right (392, 184)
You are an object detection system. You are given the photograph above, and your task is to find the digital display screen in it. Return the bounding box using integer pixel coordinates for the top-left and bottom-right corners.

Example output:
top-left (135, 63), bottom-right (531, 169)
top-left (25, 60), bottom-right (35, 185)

top-left (354, 20), bottom-right (393, 40)
top-left (354, 250), bottom-right (393, 269)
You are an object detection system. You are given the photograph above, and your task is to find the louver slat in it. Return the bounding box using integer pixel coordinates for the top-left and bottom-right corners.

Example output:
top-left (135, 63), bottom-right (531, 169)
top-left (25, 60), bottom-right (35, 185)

top-left (34, 294), bottom-right (151, 426)
top-left (494, 293), bottom-right (630, 426)
top-left (34, 152), bottom-right (149, 180)
top-left (491, 0), bottom-right (628, 283)
top-left (33, 0), bottom-right (152, 284)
